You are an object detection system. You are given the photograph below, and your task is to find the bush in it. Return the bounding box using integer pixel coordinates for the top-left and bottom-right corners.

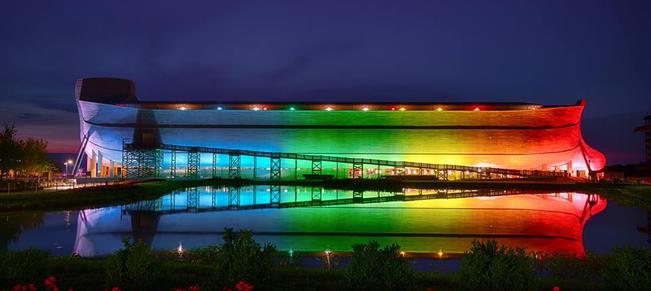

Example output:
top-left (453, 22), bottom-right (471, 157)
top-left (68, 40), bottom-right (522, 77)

top-left (601, 247), bottom-right (651, 290)
top-left (46, 256), bottom-right (105, 290)
top-left (185, 245), bottom-right (220, 264)
top-left (0, 248), bottom-right (49, 285)
top-left (105, 238), bottom-right (162, 290)
top-left (213, 228), bottom-right (276, 287)
top-left (459, 240), bottom-right (535, 291)
top-left (344, 241), bottom-right (415, 290)
top-left (540, 252), bottom-right (605, 281)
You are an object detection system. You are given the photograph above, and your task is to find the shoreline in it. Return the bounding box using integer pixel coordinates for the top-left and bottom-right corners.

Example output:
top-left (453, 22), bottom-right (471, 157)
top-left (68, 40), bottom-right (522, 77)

top-left (1, 178), bottom-right (650, 213)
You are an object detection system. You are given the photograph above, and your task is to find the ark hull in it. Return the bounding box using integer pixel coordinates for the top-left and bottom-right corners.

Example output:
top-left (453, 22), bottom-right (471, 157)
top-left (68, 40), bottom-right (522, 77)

top-left (75, 78), bottom-right (606, 177)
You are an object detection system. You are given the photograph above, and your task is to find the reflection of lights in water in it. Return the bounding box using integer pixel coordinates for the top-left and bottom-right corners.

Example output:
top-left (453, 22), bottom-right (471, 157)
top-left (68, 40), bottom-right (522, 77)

top-left (476, 196), bottom-right (498, 201)
top-left (69, 191), bottom-right (605, 258)
top-left (324, 249), bottom-right (332, 267)
top-left (64, 211), bottom-right (71, 228)
top-left (177, 241), bottom-right (184, 256)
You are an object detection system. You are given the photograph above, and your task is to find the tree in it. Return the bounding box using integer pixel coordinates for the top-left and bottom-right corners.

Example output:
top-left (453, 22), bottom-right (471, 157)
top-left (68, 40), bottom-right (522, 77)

top-left (0, 123), bottom-right (21, 177)
top-left (0, 123), bottom-right (54, 178)
top-left (19, 138), bottom-right (54, 176)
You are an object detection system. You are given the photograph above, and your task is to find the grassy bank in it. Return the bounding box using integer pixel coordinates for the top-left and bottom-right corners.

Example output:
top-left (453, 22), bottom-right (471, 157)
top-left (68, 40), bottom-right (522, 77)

top-left (0, 179), bottom-right (224, 213)
top-left (1, 178), bottom-right (651, 213)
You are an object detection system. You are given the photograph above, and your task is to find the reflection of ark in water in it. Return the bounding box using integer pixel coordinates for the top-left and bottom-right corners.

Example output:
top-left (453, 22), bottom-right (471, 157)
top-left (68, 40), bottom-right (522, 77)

top-left (75, 77), bottom-right (606, 178)
top-left (72, 188), bottom-right (606, 257)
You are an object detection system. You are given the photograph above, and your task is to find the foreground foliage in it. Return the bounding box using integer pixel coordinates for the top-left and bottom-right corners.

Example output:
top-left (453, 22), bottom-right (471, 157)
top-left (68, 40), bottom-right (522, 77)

top-left (0, 249), bottom-right (49, 285)
top-left (344, 241), bottom-right (415, 290)
top-left (601, 247), bottom-right (651, 290)
top-left (459, 240), bottom-right (536, 291)
top-left (105, 239), bottom-right (162, 290)
top-left (214, 228), bottom-right (276, 287)
top-left (1, 236), bottom-right (650, 290)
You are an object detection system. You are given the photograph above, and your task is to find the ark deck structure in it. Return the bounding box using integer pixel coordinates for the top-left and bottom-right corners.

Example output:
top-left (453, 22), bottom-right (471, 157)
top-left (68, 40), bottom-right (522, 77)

top-left (73, 77), bottom-right (606, 180)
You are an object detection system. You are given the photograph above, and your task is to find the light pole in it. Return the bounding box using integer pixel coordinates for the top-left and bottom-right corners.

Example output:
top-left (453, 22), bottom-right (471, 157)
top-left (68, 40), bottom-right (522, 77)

top-left (64, 160), bottom-right (73, 177)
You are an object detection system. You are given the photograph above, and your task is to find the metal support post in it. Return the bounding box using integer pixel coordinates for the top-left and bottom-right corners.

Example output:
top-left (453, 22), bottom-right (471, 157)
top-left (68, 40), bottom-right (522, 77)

top-left (187, 187), bottom-right (199, 212)
top-left (211, 187), bottom-right (217, 208)
top-left (123, 146), bottom-right (159, 178)
top-left (335, 162), bottom-right (339, 179)
top-left (228, 154), bottom-right (241, 179)
top-left (294, 159), bottom-right (298, 180)
top-left (212, 153), bottom-right (217, 178)
top-left (311, 187), bottom-right (322, 201)
top-left (253, 156), bottom-right (257, 179)
top-left (270, 156), bottom-right (281, 180)
top-left (155, 150), bottom-right (163, 177)
top-left (187, 151), bottom-right (200, 178)
top-left (170, 150), bottom-right (177, 178)
top-left (228, 187), bottom-right (240, 208)
top-left (312, 159), bottom-right (322, 175)
top-left (270, 184), bottom-right (280, 205)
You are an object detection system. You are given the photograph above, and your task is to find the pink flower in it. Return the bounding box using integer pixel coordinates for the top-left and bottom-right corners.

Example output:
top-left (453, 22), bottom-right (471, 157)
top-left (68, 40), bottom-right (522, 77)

top-left (235, 280), bottom-right (254, 291)
top-left (12, 284), bottom-right (37, 291)
top-left (44, 276), bottom-right (59, 291)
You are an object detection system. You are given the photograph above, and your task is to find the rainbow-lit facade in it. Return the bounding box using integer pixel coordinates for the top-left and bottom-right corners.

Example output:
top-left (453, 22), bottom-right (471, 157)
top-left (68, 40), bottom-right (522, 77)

top-left (75, 77), bottom-right (605, 177)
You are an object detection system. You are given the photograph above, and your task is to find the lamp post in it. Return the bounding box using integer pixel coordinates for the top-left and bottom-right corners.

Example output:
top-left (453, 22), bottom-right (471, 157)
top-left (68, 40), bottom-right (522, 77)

top-left (64, 160), bottom-right (73, 177)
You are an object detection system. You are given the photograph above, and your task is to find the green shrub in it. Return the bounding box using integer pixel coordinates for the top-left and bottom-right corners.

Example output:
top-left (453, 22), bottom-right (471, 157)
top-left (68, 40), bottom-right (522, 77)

top-left (185, 245), bottom-right (220, 264)
top-left (0, 248), bottom-right (49, 285)
top-left (105, 238), bottom-right (162, 290)
top-left (344, 241), bottom-right (415, 290)
top-left (213, 228), bottom-right (276, 287)
top-left (46, 256), bottom-right (105, 290)
top-left (541, 252), bottom-right (605, 281)
top-left (459, 240), bottom-right (535, 291)
top-left (601, 247), bottom-right (651, 290)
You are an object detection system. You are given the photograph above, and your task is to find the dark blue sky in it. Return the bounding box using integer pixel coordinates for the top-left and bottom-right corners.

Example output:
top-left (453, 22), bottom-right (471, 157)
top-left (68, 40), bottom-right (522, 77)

top-left (0, 0), bottom-right (649, 164)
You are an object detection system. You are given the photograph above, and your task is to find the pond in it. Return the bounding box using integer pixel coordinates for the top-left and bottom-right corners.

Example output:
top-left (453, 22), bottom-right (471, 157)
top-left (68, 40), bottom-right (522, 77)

top-left (2, 186), bottom-right (649, 261)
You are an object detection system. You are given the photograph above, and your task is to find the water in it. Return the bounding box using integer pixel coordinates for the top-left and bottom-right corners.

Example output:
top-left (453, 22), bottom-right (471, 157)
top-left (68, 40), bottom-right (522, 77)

top-left (2, 186), bottom-right (649, 260)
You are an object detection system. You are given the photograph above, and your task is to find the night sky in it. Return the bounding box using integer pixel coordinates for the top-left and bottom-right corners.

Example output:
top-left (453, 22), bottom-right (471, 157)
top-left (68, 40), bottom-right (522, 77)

top-left (0, 0), bottom-right (649, 165)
